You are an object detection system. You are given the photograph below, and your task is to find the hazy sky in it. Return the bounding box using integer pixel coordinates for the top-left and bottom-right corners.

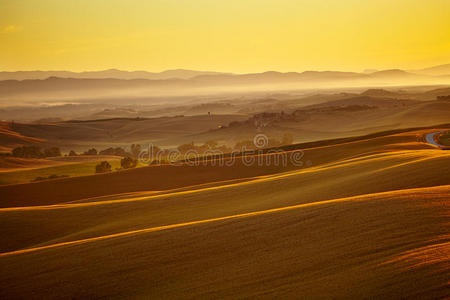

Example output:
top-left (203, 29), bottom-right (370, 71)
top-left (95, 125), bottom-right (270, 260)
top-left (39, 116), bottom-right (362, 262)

top-left (1, 0), bottom-right (449, 73)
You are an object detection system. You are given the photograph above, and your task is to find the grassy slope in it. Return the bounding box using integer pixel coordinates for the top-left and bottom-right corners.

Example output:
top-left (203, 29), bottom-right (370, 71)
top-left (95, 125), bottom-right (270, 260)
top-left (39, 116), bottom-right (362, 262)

top-left (0, 157), bottom-right (122, 185)
top-left (0, 128), bottom-right (446, 207)
top-left (0, 128), bottom-right (449, 298)
top-left (0, 156), bottom-right (63, 171)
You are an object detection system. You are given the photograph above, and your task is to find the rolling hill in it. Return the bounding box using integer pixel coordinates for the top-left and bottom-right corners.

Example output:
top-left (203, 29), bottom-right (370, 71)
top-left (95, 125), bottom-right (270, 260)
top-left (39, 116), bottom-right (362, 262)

top-left (1, 114), bottom-right (248, 150)
top-left (1, 97), bottom-right (449, 153)
top-left (0, 69), bottom-right (226, 81)
top-left (0, 66), bottom-right (448, 102)
top-left (0, 127), bottom-right (449, 298)
top-left (0, 122), bottom-right (44, 151)
top-left (412, 63), bottom-right (450, 76)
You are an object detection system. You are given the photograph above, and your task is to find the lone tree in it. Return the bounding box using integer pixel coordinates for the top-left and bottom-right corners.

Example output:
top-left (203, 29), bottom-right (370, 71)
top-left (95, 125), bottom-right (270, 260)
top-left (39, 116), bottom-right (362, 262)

top-left (95, 161), bottom-right (111, 173)
top-left (121, 156), bottom-right (138, 169)
top-left (68, 150), bottom-right (77, 156)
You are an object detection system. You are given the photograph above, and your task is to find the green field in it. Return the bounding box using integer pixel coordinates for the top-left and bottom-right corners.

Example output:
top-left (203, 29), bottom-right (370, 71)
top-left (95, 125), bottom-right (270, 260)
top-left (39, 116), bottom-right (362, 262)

top-left (0, 160), bottom-right (122, 185)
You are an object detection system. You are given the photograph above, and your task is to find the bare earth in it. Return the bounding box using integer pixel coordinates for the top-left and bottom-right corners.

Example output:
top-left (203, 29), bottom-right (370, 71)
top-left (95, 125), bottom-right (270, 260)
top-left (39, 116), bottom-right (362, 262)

top-left (0, 128), bottom-right (449, 299)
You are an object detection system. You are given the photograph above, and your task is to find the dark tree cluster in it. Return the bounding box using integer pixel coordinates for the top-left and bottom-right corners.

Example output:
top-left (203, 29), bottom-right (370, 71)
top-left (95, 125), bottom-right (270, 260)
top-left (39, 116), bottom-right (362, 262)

top-left (120, 156), bottom-right (138, 169)
top-left (99, 147), bottom-right (128, 156)
top-left (234, 133), bottom-right (294, 150)
top-left (33, 174), bottom-right (69, 182)
top-left (72, 144), bottom-right (143, 159)
top-left (44, 147), bottom-right (62, 157)
top-left (95, 161), bottom-right (112, 173)
top-left (177, 140), bottom-right (231, 154)
top-left (437, 95), bottom-right (450, 101)
top-left (12, 146), bottom-right (61, 158)
top-left (83, 148), bottom-right (98, 156)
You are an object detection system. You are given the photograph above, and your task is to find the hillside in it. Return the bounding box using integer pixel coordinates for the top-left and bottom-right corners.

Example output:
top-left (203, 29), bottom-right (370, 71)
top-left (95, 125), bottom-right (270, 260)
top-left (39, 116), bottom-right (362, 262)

top-left (0, 68), bottom-right (448, 102)
top-left (2, 88), bottom-right (450, 151)
top-left (1, 114), bottom-right (247, 150)
top-left (195, 96), bottom-right (450, 143)
top-left (1, 126), bottom-right (449, 206)
top-left (0, 122), bottom-right (44, 151)
top-left (0, 69), bottom-right (226, 81)
top-left (412, 63), bottom-right (450, 76)
top-left (2, 1), bottom-right (449, 298)
top-left (0, 127), bottom-right (449, 298)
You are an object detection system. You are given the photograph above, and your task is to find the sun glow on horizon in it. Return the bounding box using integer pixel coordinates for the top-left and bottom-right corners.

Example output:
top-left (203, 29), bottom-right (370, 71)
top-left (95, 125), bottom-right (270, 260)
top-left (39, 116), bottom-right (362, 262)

top-left (0, 0), bottom-right (449, 73)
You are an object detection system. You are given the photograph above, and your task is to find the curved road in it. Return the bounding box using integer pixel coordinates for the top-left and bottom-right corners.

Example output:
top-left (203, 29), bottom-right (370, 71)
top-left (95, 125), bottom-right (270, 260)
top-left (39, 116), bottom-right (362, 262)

top-left (425, 131), bottom-right (448, 148)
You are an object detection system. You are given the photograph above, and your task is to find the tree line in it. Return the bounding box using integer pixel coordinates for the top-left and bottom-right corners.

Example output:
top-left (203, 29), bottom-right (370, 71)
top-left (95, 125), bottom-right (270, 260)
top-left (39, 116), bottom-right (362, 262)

top-left (9, 145), bottom-right (141, 174)
top-left (11, 146), bottom-right (61, 158)
top-left (10, 144), bottom-right (142, 159)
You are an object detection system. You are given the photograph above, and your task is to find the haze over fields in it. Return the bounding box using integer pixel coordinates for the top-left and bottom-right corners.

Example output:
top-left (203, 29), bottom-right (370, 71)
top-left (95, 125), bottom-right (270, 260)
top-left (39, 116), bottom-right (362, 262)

top-left (1, 66), bottom-right (450, 104)
top-left (1, 0), bottom-right (450, 299)
top-left (0, 68), bottom-right (449, 298)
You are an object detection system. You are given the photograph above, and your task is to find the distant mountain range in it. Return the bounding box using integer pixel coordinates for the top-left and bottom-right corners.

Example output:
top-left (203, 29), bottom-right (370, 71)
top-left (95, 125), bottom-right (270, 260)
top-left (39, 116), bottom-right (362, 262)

top-left (0, 69), bottom-right (227, 81)
top-left (410, 64), bottom-right (450, 76)
top-left (0, 64), bottom-right (449, 81)
top-left (0, 64), bottom-right (448, 101)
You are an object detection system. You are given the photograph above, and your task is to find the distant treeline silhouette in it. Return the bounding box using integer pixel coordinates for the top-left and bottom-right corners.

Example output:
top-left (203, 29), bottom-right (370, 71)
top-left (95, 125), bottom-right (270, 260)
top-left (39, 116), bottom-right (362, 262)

top-left (11, 146), bottom-right (61, 158)
top-left (69, 144), bottom-right (142, 158)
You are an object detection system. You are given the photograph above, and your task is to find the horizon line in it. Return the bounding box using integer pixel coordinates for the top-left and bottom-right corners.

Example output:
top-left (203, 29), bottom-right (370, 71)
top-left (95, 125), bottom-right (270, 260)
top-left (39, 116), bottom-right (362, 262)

top-left (1, 63), bottom-right (449, 75)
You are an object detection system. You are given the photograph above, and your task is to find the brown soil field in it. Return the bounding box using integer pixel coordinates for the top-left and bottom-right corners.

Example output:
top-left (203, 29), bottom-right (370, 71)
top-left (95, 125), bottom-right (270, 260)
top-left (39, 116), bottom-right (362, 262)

top-left (0, 127), bottom-right (449, 298)
top-left (0, 127), bottom-right (448, 207)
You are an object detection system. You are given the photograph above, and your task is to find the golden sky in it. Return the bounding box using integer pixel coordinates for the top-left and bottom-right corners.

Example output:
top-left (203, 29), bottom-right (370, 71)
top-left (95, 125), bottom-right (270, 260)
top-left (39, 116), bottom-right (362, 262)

top-left (0, 0), bottom-right (449, 73)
